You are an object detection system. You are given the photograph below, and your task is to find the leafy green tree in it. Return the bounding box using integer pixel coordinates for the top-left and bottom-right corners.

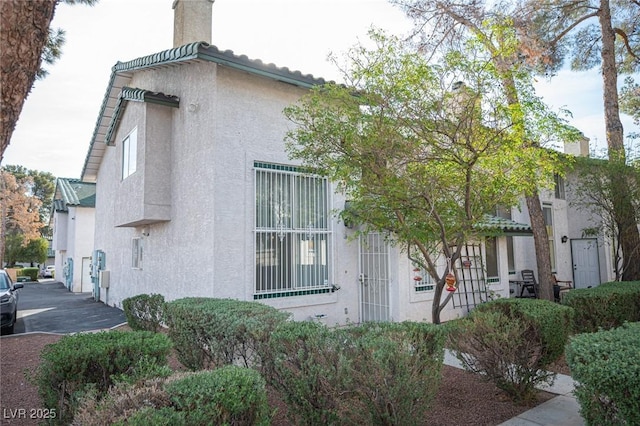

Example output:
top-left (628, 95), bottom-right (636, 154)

top-left (3, 234), bottom-right (48, 267)
top-left (285, 31), bottom-right (564, 322)
top-left (513, 0), bottom-right (640, 279)
top-left (393, 0), bottom-right (582, 300)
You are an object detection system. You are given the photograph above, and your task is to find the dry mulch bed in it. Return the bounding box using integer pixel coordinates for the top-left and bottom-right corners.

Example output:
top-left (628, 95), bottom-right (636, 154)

top-left (0, 330), bottom-right (562, 425)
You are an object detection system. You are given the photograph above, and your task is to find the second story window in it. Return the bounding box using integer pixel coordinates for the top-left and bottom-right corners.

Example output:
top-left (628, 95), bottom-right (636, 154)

top-left (122, 128), bottom-right (138, 180)
top-left (554, 174), bottom-right (565, 200)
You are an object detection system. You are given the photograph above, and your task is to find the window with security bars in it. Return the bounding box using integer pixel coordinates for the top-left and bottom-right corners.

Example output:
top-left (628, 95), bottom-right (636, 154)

top-left (254, 163), bottom-right (331, 296)
top-left (411, 260), bottom-right (434, 292)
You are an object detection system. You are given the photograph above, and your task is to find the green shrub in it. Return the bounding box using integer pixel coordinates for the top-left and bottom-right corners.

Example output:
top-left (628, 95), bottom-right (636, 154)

top-left (164, 298), bottom-right (290, 371)
top-left (562, 281), bottom-right (640, 333)
top-left (449, 298), bottom-right (574, 403)
top-left (17, 267), bottom-right (38, 281)
top-left (566, 322), bottom-right (640, 425)
top-left (122, 293), bottom-right (166, 332)
top-left (266, 320), bottom-right (445, 425)
top-left (165, 366), bottom-right (270, 426)
top-left (34, 331), bottom-right (172, 425)
top-left (114, 407), bottom-right (186, 426)
top-left (338, 321), bottom-right (445, 425)
top-left (265, 320), bottom-right (344, 425)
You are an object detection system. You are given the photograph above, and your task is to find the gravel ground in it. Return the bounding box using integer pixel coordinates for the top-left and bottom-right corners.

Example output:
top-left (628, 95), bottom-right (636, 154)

top-left (0, 332), bottom-right (559, 425)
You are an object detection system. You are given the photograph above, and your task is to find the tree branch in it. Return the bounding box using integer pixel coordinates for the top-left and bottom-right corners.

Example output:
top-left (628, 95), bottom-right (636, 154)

top-left (549, 11), bottom-right (599, 46)
top-left (614, 27), bottom-right (640, 60)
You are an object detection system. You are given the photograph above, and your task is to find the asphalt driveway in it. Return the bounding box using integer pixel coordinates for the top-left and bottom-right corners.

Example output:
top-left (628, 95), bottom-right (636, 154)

top-left (6, 281), bottom-right (126, 335)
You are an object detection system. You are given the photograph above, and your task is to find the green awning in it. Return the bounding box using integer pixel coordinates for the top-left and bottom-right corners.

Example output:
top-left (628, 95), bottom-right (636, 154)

top-left (475, 215), bottom-right (533, 236)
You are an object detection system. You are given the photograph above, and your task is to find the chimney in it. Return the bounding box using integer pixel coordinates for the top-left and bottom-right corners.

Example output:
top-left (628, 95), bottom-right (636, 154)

top-left (172, 0), bottom-right (214, 47)
top-left (564, 134), bottom-right (590, 157)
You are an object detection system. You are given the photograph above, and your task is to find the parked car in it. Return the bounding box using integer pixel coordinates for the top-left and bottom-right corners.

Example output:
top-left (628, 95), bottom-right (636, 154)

top-left (43, 265), bottom-right (55, 278)
top-left (1, 270), bottom-right (23, 334)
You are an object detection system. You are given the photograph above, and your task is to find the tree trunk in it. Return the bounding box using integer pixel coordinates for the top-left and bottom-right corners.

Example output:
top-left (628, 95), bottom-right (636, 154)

top-left (0, 0), bottom-right (57, 161)
top-left (526, 192), bottom-right (554, 300)
top-left (599, 0), bottom-right (640, 280)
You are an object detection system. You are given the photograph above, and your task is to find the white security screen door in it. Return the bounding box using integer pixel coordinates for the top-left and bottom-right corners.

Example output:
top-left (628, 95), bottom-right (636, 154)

top-left (359, 233), bottom-right (390, 322)
top-left (571, 238), bottom-right (600, 288)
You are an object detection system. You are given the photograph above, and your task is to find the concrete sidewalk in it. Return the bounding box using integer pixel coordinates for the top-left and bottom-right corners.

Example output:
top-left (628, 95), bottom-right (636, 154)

top-left (444, 350), bottom-right (585, 426)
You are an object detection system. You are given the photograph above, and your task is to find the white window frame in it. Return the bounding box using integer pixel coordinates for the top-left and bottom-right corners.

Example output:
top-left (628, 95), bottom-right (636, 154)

top-left (132, 237), bottom-right (143, 269)
top-left (411, 260), bottom-right (434, 292)
top-left (254, 162), bottom-right (332, 298)
top-left (122, 128), bottom-right (138, 180)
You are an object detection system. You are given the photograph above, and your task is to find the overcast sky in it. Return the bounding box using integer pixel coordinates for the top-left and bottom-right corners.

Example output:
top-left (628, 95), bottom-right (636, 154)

top-left (3, 0), bottom-right (638, 178)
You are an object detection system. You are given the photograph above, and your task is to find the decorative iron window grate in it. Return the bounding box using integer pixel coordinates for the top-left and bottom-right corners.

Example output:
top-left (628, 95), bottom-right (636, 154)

top-left (254, 162), bottom-right (332, 297)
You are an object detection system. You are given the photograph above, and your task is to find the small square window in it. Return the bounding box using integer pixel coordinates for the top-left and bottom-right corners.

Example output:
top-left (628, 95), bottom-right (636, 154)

top-left (132, 237), bottom-right (143, 269)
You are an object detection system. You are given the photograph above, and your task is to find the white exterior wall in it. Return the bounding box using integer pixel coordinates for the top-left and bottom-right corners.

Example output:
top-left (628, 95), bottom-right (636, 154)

top-left (53, 206), bottom-right (95, 292)
top-left (91, 60), bottom-right (477, 325)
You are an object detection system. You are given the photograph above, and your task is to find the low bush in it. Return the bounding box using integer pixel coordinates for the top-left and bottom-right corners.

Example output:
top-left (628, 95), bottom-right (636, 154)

top-left (562, 281), bottom-right (640, 333)
top-left (34, 331), bottom-right (172, 425)
top-left (166, 366), bottom-right (270, 425)
top-left (566, 322), bottom-right (640, 425)
top-left (164, 298), bottom-right (290, 371)
top-left (266, 320), bottom-right (445, 425)
top-left (74, 368), bottom-right (270, 426)
top-left (338, 321), bottom-right (445, 425)
top-left (17, 267), bottom-right (38, 281)
top-left (265, 320), bottom-right (343, 425)
top-left (122, 293), bottom-right (166, 332)
top-left (448, 298), bottom-right (574, 403)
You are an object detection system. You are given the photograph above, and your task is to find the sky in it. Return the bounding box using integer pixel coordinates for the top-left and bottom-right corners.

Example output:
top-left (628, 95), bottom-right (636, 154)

top-left (2, 0), bottom-right (638, 179)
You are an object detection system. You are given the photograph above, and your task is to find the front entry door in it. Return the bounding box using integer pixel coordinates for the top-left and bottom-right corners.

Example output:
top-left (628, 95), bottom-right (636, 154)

top-left (359, 233), bottom-right (390, 322)
top-left (571, 238), bottom-right (600, 288)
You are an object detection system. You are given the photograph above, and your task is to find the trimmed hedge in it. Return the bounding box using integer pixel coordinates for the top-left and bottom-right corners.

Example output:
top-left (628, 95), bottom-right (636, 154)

top-left (566, 322), bottom-right (640, 425)
top-left (164, 298), bottom-right (291, 371)
top-left (34, 331), bottom-right (172, 425)
top-left (266, 320), bottom-right (445, 425)
top-left (562, 281), bottom-right (640, 333)
top-left (17, 267), bottom-right (38, 281)
top-left (166, 366), bottom-right (270, 425)
top-left (75, 367), bottom-right (270, 426)
top-left (449, 298), bottom-right (574, 402)
top-left (123, 293), bottom-right (166, 332)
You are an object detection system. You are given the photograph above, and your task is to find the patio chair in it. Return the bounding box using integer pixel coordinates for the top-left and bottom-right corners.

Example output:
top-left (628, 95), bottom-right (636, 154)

top-left (520, 269), bottom-right (539, 298)
top-left (552, 274), bottom-right (573, 302)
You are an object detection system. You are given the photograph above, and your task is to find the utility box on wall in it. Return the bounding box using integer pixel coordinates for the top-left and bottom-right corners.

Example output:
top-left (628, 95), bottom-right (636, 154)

top-left (99, 270), bottom-right (110, 288)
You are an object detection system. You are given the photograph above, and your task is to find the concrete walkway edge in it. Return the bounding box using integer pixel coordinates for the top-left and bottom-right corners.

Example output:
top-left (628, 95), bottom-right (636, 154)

top-left (444, 350), bottom-right (585, 425)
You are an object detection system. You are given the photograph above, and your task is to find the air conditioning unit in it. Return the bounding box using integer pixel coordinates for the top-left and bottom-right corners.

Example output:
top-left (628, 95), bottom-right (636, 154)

top-left (99, 270), bottom-right (110, 289)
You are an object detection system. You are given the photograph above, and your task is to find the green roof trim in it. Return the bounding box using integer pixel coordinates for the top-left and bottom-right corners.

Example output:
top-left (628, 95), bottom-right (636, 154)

top-left (104, 87), bottom-right (180, 146)
top-left (81, 42), bottom-right (328, 182)
top-left (54, 178), bottom-right (96, 212)
top-left (475, 215), bottom-right (533, 236)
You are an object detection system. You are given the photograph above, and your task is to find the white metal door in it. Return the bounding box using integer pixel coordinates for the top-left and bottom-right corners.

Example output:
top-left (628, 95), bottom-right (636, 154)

top-left (81, 257), bottom-right (92, 292)
top-left (571, 239), bottom-right (600, 288)
top-left (359, 233), bottom-right (390, 322)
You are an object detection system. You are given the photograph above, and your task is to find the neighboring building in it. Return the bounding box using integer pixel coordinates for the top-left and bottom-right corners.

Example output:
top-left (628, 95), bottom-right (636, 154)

top-left (66, 0), bottom-right (612, 323)
top-left (50, 178), bottom-right (96, 292)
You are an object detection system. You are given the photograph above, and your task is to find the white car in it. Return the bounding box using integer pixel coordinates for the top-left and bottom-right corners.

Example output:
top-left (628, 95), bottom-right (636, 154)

top-left (43, 265), bottom-right (55, 278)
